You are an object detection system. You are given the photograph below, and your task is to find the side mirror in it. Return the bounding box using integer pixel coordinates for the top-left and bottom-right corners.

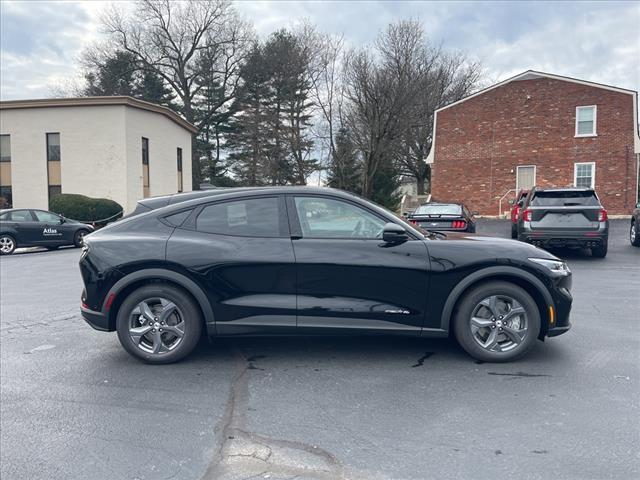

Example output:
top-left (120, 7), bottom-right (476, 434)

top-left (636, 202), bottom-right (640, 209)
top-left (382, 222), bottom-right (408, 243)
top-left (59, 215), bottom-right (65, 224)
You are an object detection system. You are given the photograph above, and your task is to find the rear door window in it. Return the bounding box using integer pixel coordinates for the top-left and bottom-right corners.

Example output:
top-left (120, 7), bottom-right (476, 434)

top-left (530, 191), bottom-right (600, 207)
top-left (196, 197), bottom-right (282, 237)
top-left (7, 210), bottom-right (34, 222)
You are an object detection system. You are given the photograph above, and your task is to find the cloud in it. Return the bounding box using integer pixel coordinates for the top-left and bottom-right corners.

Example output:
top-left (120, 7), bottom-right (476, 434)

top-left (1, 0), bottom-right (638, 100)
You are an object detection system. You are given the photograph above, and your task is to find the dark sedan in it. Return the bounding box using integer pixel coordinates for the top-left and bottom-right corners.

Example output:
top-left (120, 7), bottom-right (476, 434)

top-left (0, 208), bottom-right (94, 255)
top-left (408, 202), bottom-right (477, 233)
top-left (80, 187), bottom-right (572, 364)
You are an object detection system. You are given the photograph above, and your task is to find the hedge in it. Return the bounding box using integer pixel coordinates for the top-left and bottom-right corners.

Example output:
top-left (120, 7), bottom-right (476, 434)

top-left (49, 194), bottom-right (123, 225)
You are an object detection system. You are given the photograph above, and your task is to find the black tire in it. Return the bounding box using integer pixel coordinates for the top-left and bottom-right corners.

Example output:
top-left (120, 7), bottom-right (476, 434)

top-left (0, 234), bottom-right (16, 255)
top-left (592, 240), bottom-right (608, 258)
top-left (74, 229), bottom-right (88, 247)
top-left (453, 281), bottom-right (541, 363)
top-left (116, 284), bottom-right (202, 364)
top-left (510, 224), bottom-right (517, 239)
top-left (631, 220), bottom-right (640, 247)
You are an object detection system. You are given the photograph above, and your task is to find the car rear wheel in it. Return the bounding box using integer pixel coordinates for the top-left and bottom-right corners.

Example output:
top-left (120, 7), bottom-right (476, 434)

top-left (453, 281), bottom-right (540, 362)
top-left (631, 221), bottom-right (640, 247)
top-left (0, 235), bottom-right (16, 255)
top-left (591, 240), bottom-right (608, 258)
top-left (116, 284), bottom-right (202, 364)
top-left (74, 229), bottom-right (88, 247)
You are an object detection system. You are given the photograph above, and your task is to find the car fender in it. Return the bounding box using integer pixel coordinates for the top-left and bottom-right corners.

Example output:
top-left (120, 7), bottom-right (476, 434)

top-left (103, 268), bottom-right (215, 332)
top-left (439, 265), bottom-right (554, 331)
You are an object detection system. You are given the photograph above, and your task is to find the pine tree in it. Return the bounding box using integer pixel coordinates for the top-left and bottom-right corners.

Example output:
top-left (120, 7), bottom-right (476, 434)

top-left (370, 160), bottom-right (402, 211)
top-left (136, 70), bottom-right (176, 108)
top-left (84, 51), bottom-right (138, 97)
top-left (327, 127), bottom-right (360, 193)
top-left (226, 45), bottom-right (270, 185)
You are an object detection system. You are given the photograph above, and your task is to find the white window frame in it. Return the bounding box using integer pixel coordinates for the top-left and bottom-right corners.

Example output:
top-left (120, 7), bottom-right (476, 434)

top-left (575, 105), bottom-right (597, 137)
top-left (516, 165), bottom-right (537, 191)
top-left (574, 162), bottom-right (596, 188)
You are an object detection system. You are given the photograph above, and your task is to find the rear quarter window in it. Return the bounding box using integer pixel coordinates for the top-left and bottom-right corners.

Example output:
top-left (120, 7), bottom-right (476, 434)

top-left (196, 197), bottom-right (281, 237)
top-left (530, 191), bottom-right (600, 207)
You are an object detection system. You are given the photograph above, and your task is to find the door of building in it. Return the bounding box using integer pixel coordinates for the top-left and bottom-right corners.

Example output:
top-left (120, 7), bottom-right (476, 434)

top-left (516, 165), bottom-right (536, 191)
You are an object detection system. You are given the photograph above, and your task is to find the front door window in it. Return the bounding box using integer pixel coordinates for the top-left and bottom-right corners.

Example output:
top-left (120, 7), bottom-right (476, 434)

top-left (293, 197), bottom-right (386, 239)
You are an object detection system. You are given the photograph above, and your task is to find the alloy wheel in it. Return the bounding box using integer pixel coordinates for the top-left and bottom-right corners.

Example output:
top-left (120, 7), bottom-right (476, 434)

top-left (470, 295), bottom-right (529, 353)
top-left (0, 236), bottom-right (15, 254)
top-left (631, 223), bottom-right (637, 244)
top-left (128, 297), bottom-right (185, 354)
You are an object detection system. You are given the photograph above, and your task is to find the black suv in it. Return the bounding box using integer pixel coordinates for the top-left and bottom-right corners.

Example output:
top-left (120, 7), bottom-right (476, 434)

top-left (631, 202), bottom-right (640, 247)
top-left (80, 187), bottom-right (573, 364)
top-left (516, 187), bottom-right (609, 257)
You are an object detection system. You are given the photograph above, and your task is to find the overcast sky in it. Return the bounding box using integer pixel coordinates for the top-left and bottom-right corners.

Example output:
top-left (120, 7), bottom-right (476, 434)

top-left (1, 0), bottom-right (639, 100)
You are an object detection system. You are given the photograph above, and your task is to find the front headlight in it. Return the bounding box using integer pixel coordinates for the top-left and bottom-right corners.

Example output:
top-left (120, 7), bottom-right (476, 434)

top-left (528, 257), bottom-right (571, 275)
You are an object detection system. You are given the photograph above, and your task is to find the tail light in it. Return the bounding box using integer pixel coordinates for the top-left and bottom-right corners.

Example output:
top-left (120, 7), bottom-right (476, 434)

top-left (598, 209), bottom-right (607, 222)
top-left (409, 219), bottom-right (418, 225)
top-left (522, 209), bottom-right (532, 222)
top-left (452, 220), bottom-right (467, 229)
top-left (512, 205), bottom-right (520, 221)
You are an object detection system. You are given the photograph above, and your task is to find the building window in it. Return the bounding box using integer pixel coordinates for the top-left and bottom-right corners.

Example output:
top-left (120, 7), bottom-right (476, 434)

top-left (46, 133), bottom-right (61, 161)
top-left (177, 147), bottom-right (183, 193)
top-left (46, 133), bottom-right (61, 206)
top-left (0, 134), bottom-right (10, 162)
top-left (574, 162), bottom-right (595, 188)
top-left (142, 137), bottom-right (150, 198)
top-left (575, 106), bottom-right (596, 137)
top-left (0, 135), bottom-right (11, 207)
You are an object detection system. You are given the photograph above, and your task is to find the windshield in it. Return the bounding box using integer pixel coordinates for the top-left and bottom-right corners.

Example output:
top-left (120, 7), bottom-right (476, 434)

top-left (414, 204), bottom-right (462, 215)
top-left (531, 191), bottom-right (600, 207)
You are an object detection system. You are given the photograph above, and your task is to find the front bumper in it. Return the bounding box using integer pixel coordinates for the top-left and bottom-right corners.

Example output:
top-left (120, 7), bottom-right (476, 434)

top-left (547, 324), bottom-right (571, 337)
top-left (81, 305), bottom-right (110, 332)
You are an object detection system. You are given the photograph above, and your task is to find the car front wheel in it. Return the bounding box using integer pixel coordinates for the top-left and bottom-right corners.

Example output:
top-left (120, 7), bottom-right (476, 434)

top-left (116, 284), bottom-right (203, 364)
top-left (74, 229), bottom-right (89, 247)
top-left (631, 220), bottom-right (640, 247)
top-left (0, 234), bottom-right (16, 255)
top-left (453, 281), bottom-right (541, 362)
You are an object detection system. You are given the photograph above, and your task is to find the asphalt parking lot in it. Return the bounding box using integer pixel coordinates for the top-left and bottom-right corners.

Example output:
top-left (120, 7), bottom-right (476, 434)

top-left (1, 219), bottom-right (638, 480)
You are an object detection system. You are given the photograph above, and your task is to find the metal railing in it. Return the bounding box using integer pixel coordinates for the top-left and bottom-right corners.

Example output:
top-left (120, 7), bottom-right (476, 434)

top-left (498, 189), bottom-right (516, 218)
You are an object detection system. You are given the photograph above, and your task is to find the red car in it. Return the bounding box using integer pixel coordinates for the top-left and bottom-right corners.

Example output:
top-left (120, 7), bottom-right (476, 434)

top-left (510, 190), bottom-right (529, 238)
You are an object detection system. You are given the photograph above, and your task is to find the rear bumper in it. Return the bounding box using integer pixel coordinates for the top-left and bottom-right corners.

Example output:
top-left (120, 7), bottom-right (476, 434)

top-left (519, 230), bottom-right (607, 248)
top-left (80, 306), bottom-right (111, 332)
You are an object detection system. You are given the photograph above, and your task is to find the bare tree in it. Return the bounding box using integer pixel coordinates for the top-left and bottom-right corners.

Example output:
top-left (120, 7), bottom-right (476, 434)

top-left (88, 0), bottom-right (253, 186)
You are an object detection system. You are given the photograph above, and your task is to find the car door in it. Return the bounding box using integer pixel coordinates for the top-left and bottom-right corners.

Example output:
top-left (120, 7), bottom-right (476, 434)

top-left (31, 210), bottom-right (69, 245)
top-left (5, 210), bottom-right (42, 245)
top-left (165, 194), bottom-right (297, 335)
top-left (287, 194), bottom-right (431, 334)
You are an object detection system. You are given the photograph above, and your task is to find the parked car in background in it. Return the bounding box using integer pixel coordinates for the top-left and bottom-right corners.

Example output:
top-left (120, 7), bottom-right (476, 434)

top-left (510, 189), bottom-right (530, 238)
top-left (631, 202), bottom-right (640, 247)
top-left (516, 187), bottom-right (608, 257)
top-left (408, 202), bottom-right (477, 233)
top-left (80, 187), bottom-right (572, 364)
top-left (0, 208), bottom-right (94, 255)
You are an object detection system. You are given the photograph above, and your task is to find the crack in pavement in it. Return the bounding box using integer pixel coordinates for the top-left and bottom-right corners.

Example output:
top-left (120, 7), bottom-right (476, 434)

top-left (201, 349), bottom-right (376, 480)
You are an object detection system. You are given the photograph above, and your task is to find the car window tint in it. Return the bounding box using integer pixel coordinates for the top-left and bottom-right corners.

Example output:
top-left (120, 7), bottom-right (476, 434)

top-left (530, 191), bottom-right (600, 207)
top-left (33, 210), bottom-right (61, 223)
top-left (164, 209), bottom-right (192, 227)
top-left (8, 210), bottom-right (33, 222)
top-left (294, 197), bottom-right (386, 239)
top-left (196, 197), bottom-right (280, 237)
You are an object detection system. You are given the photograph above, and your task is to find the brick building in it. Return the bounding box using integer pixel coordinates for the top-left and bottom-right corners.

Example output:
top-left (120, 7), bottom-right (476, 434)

top-left (426, 71), bottom-right (640, 215)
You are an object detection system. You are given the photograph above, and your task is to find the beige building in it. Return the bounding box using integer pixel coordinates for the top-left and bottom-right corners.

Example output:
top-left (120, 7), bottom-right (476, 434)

top-left (0, 97), bottom-right (195, 214)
